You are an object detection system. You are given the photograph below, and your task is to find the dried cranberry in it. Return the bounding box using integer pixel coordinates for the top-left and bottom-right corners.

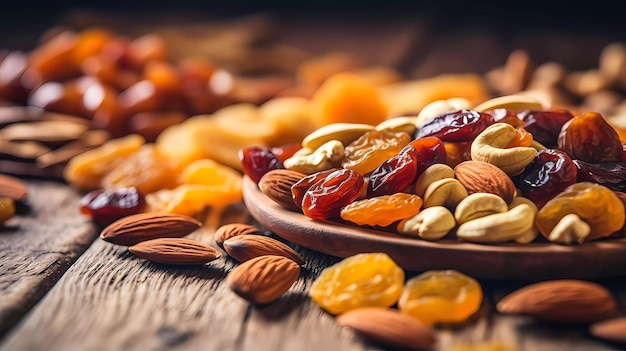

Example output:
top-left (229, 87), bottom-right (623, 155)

top-left (300, 169), bottom-right (364, 221)
top-left (239, 146), bottom-right (284, 184)
top-left (518, 109), bottom-right (574, 148)
top-left (518, 149), bottom-right (577, 209)
top-left (574, 160), bottom-right (626, 192)
top-left (78, 187), bottom-right (146, 226)
top-left (414, 109), bottom-right (494, 142)
top-left (271, 143), bottom-right (303, 163)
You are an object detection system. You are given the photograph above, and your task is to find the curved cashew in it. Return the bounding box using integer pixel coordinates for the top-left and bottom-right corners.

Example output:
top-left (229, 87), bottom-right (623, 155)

top-left (473, 94), bottom-right (545, 113)
top-left (547, 214), bottom-right (591, 245)
top-left (454, 193), bottom-right (508, 225)
top-left (397, 206), bottom-right (456, 240)
top-left (415, 98), bottom-right (471, 126)
top-left (375, 116), bottom-right (417, 135)
top-left (456, 204), bottom-right (535, 243)
top-left (508, 196), bottom-right (539, 243)
top-left (302, 123), bottom-right (374, 149)
top-left (414, 164), bottom-right (455, 197)
top-left (283, 140), bottom-right (344, 174)
top-left (423, 178), bottom-right (468, 209)
top-left (470, 123), bottom-right (537, 175)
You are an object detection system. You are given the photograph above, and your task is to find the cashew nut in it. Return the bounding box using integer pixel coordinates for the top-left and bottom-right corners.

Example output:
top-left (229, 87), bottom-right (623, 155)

top-left (397, 206), bottom-right (456, 240)
top-left (414, 164), bottom-right (455, 197)
top-left (415, 98), bottom-right (471, 127)
top-left (508, 196), bottom-right (539, 244)
top-left (456, 204), bottom-right (536, 243)
top-left (473, 94), bottom-right (545, 113)
top-left (454, 193), bottom-right (508, 225)
top-left (547, 214), bottom-right (591, 245)
top-left (375, 116), bottom-right (417, 135)
top-left (423, 178), bottom-right (468, 209)
top-left (470, 123), bottom-right (537, 175)
top-left (302, 123), bottom-right (374, 149)
top-left (283, 140), bottom-right (344, 174)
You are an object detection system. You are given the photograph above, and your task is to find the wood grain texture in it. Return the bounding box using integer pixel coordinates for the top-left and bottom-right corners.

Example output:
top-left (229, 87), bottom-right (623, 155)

top-left (1, 197), bottom-right (623, 351)
top-left (0, 181), bottom-right (96, 337)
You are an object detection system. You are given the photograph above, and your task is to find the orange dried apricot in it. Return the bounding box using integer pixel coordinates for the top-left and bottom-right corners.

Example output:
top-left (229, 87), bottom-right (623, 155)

top-left (310, 72), bottom-right (388, 126)
top-left (309, 253), bottom-right (404, 315)
top-left (146, 182), bottom-right (242, 216)
top-left (398, 270), bottom-right (483, 325)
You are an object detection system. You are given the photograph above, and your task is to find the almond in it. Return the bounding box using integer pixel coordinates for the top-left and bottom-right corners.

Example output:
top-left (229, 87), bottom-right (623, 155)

top-left (227, 255), bottom-right (300, 304)
top-left (100, 212), bottom-right (202, 246)
top-left (336, 307), bottom-right (436, 351)
top-left (454, 160), bottom-right (516, 203)
top-left (214, 223), bottom-right (263, 248)
top-left (129, 238), bottom-right (221, 265)
top-left (258, 169), bottom-right (306, 211)
top-left (496, 279), bottom-right (617, 323)
top-left (0, 173), bottom-right (28, 201)
top-left (590, 317), bottom-right (626, 343)
top-left (223, 234), bottom-right (305, 265)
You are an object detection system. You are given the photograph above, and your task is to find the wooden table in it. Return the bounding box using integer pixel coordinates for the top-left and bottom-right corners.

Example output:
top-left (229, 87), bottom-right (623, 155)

top-left (1, 6), bottom-right (626, 351)
top-left (0, 180), bottom-right (625, 351)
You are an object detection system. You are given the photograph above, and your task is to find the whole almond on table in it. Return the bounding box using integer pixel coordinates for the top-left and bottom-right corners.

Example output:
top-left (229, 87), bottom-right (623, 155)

top-left (227, 255), bottom-right (300, 304)
top-left (223, 234), bottom-right (305, 265)
top-left (336, 307), bottom-right (436, 351)
top-left (454, 160), bottom-right (516, 203)
top-left (129, 237), bottom-right (221, 265)
top-left (258, 169), bottom-right (306, 211)
top-left (214, 223), bottom-right (263, 248)
top-left (589, 317), bottom-right (626, 344)
top-left (496, 279), bottom-right (617, 323)
top-left (100, 212), bottom-right (202, 246)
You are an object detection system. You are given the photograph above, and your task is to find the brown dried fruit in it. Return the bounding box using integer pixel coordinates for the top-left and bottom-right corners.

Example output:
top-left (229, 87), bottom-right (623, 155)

top-left (589, 317), bottom-right (626, 344)
top-left (223, 234), bottom-right (304, 265)
top-left (129, 237), bottom-right (221, 265)
top-left (336, 307), bottom-right (436, 351)
top-left (258, 169), bottom-right (306, 211)
top-left (214, 223), bottom-right (263, 248)
top-left (496, 279), bottom-right (616, 323)
top-left (454, 161), bottom-right (516, 203)
top-left (0, 173), bottom-right (28, 201)
top-left (100, 212), bottom-right (202, 246)
top-left (227, 255), bottom-right (300, 304)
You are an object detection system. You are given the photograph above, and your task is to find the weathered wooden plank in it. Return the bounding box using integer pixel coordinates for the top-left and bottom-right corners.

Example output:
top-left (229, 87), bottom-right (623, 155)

top-left (0, 180), bottom-right (96, 337)
top-left (1, 197), bottom-right (623, 351)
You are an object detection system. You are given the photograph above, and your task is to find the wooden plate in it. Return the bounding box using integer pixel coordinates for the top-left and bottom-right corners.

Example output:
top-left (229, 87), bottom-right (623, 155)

top-left (243, 176), bottom-right (626, 280)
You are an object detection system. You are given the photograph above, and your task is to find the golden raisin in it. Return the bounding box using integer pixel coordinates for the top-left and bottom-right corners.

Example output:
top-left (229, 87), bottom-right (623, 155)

top-left (146, 183), bottom-right (242, 216)
top-left (309, 253), bottom-right (404, 315)
top-left (398, 270), bottom-right (483, 325)
top-left (535, 182), bottom-right (625, 241)
top-left (340, 193), bottom-right (423, 227)
top-left (101, 144), bottom-right (178, 195)
top-left (64, 134), bottom-right (145, 190)
top-left (342, 130), bottom-right (411, 175)
top-left (0, 197), bottom-right (16, 225)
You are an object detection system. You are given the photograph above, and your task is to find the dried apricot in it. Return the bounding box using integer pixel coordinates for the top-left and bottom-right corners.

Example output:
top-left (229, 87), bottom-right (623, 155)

top-left (398, 270), bottom-right (483, 325)
top-left (309, 253), bottom-right (404, 315)
top-left (146, 183), bottom-right (242, 216)
top-left (311, 72), bottom-right (388, 126)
